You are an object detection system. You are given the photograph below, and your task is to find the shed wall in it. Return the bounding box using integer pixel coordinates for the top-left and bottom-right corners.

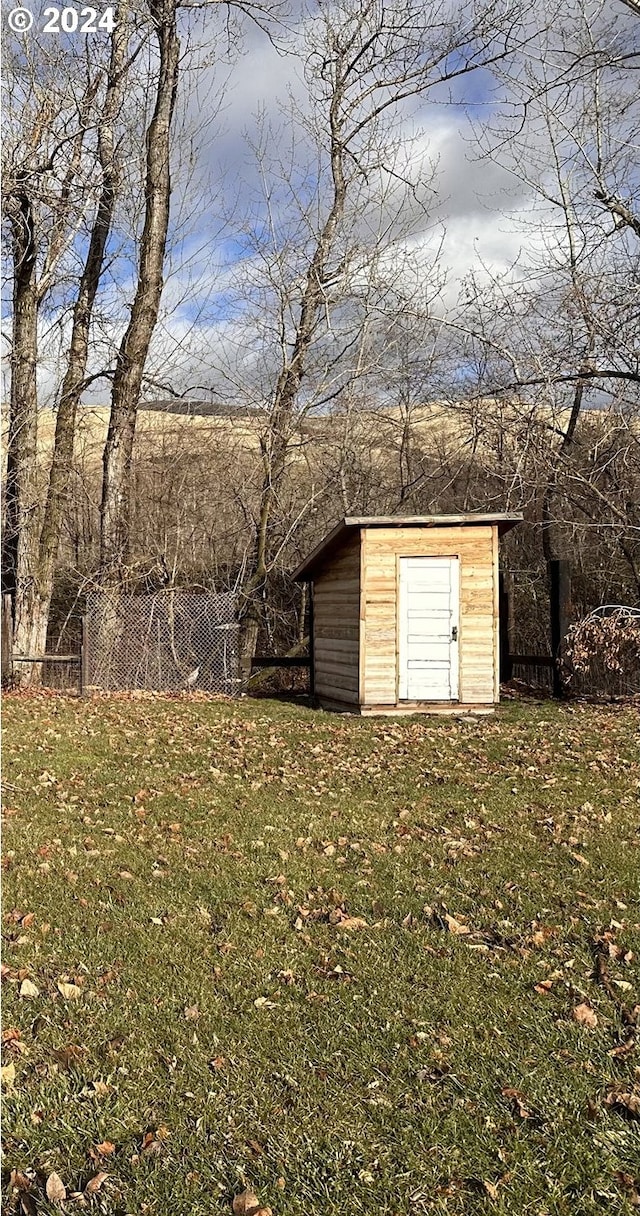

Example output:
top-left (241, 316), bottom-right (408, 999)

top-left (312, 532), bottom-right (361, 704)
top-left (361, 525), bottom-right (498, 706)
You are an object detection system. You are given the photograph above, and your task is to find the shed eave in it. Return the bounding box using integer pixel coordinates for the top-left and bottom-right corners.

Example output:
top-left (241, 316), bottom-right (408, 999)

top-left (292, 512), bottom-right (523, 581)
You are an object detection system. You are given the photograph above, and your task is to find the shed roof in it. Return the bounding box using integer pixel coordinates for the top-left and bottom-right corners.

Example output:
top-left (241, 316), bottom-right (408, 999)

top-left (292, 513), bottom-right (522, 581)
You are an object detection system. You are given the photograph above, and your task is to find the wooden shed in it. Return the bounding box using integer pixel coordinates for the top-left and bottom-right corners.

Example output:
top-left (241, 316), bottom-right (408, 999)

top-left (293, 513), bottom-right (522, 715)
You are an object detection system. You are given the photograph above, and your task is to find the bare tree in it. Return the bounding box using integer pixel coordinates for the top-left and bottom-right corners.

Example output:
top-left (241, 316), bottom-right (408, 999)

top-left (447, 0), bottom-right (639, 568)
top-left (211, 0), bottom-right (530, 665)
top-left (2, 30), bottom-right (133, 681)
top-left (98, 0), bottom-right (283, 587)
top-left (99, 0), bottom-right (180, 584)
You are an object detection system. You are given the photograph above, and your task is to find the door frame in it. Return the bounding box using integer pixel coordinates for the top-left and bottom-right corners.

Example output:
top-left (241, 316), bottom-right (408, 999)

top-left (396, 554), bottom-right (460, 702)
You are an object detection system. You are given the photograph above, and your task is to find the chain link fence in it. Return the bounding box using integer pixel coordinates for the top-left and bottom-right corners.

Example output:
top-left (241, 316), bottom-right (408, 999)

top-left (502, 568), bottom-right (640, 699)
top-left (85, 592), bottom-right (239, 694)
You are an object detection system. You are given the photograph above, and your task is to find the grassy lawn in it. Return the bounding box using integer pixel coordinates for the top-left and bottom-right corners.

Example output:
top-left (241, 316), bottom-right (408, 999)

top-left (2, 693), bottom-right (639, 1215)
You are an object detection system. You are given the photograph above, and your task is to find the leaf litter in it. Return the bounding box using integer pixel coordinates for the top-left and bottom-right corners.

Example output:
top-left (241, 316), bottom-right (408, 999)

top-left (2, 694), bottom-right (639, 1215)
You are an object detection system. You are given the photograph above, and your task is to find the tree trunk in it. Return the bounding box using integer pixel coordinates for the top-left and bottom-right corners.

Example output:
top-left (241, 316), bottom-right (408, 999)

top-left (243, 91), bottom-right (348, 611)
top-left (100, 0), bottom-right (180, 585)
top-left (3, 178), bottom-right (40, 685)
top-left (13, 25), bottom-right (129, 680)
top-left (541, 366), bottom-right (590, 563)
top-left (239, 609), bottom-right (261, 684)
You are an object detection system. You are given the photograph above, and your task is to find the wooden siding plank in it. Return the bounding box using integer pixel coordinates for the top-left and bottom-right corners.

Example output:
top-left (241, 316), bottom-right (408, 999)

top-left (316, 680), bottom-right (359, 698)
top-left (314, 637), bottom-right (360, 655)
top-left (316, 681), bottom-right (359, 696)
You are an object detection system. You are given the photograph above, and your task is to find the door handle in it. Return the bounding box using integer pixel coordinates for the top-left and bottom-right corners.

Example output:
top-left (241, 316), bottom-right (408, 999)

top-left (451, 626), bottom-right (458, 642)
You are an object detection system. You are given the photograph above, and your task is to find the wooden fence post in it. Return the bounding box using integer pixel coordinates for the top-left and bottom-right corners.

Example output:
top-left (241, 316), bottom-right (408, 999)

top-left (308, 585), bottom-right (315, 698)
top-left (549, 559), bottom-right (572, 698)
top-left (1, 595), bottom-right (13, 687)
top-left (499, 572), bottom-right (514, 684)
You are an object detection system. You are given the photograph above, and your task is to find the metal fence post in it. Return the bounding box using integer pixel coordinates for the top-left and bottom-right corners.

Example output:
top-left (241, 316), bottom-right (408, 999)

top-left (80, 615), bottom-right (89, 695)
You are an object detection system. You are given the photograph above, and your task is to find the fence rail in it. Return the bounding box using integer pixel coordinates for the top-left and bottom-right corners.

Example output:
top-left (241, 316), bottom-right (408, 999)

top-left (11, 654), bottom-right (79, 663)
top-left (508, 654), bottom-right (554, 668)
top-left (250, 656), bottom-right (311, 668)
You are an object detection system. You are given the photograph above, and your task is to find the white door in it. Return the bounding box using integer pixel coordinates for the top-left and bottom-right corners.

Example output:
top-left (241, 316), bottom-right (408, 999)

top-left (398, 556), bottom-right (459, 701)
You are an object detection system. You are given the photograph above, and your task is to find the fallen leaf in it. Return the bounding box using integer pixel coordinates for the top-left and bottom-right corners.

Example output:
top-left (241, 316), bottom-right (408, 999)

top-left (573, 1002), bottom-right (598, 1029)
top-left (232, 1190), bottom-right (260, 1215)
top-left (254, 996), bottom-right (277, 1009)
top-left (46, 1172), bottom-right (67, 1202)
top-left (337, 916), bottom-right (368, 931)
top-left (52, 1045), bottom-right (85, 1070)
top-left (502, 1086), bottom-right (532, 1119)
top-left (614, 1170), bottom-right (640, 1205)
top-left (9, 1169), bottom-right (32, 1192)
top-left (2, 1026), bottom-right (22, 1044)
top-left (57, 980), bottom-right (82, 1000)
top-left (184, 1005), bottom-right (200, 1021)
top-left (483, 1180), bottom-right (499, 1201)
top-left (1, 1062), bottom-right (16, 1087)
top-left (141, 1131), bottom-right (163, 1156)
top-left (232, 1191), bottom-right (272, 1216)
top-left (609, 1038), bottom-right (635, 1059)
top-left (84, 1171), bottom-right (108, 1195)
top-left (444, 913), bottom-right (471, 935)
top-left (19, 979), bottom-right (39, 999)
top-left (96, 969), bottom-right (118, 989)
top-left (86, 1079), bottom-right (110, 1096)
top-left (90, 1139), bottom-right (116, 1160)
top-left (604, 1087), bottom-right (640, 1118)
